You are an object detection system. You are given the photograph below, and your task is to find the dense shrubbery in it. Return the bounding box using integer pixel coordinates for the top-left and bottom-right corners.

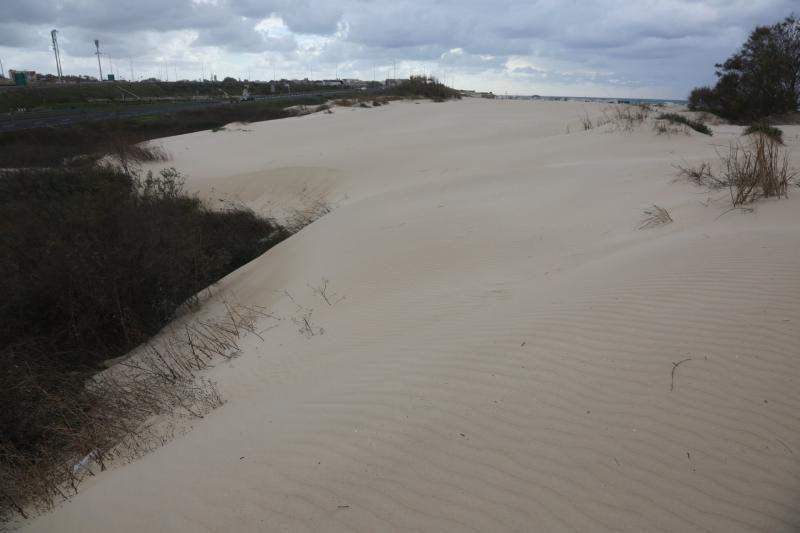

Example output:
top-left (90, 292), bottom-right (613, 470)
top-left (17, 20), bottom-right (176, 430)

top-left (386, 75), bottom-right (461, 100)
top-left (0, 164), bottom-right (288, 369)
top-left (688, 16), bottom-right (799, 121)
top-left (0, 80), bottom-right (330, 114)
top-left (656, 113), bottom-right (713, 135)
top-left (0, 96), bottom-right (326, 168)
top-left (0, 164), bottom-right (291, 501)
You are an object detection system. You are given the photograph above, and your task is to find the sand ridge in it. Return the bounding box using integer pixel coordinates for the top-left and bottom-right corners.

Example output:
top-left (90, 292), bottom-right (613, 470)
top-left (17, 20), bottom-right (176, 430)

top-left (22, 99), bottom-right (800, 532)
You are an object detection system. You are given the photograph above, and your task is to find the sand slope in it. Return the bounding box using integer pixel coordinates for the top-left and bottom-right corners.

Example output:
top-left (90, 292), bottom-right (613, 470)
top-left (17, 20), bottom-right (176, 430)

top-left (23, 100), bottom-right (800, 532)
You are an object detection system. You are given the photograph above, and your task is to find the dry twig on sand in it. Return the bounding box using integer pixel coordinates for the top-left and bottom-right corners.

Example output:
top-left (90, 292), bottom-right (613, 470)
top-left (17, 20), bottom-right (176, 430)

top-left (293, 310), bottom-right (324, 338)
top-left (308, 278), bottom-right (344, 306)
top-left (670, 358), bottom-right (691, 392)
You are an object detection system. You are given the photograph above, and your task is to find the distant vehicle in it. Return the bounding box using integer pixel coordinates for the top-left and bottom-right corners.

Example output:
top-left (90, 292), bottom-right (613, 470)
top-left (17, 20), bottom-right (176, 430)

top-left (239, 86), bottom-right (254, 102)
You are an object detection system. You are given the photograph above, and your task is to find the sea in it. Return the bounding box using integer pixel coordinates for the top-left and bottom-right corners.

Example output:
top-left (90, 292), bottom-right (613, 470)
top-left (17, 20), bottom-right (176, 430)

top-left (501, 95), bottom-right (687, 106)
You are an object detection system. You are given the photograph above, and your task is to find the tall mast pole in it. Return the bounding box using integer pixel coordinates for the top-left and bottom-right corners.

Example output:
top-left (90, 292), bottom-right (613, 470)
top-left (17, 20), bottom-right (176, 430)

top-left (94, 40), bottom-right (103, 81)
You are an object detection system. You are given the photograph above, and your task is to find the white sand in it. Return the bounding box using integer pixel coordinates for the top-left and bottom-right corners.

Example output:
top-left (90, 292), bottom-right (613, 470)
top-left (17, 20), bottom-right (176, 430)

top-left (23, 99), bottom-right (800, 532)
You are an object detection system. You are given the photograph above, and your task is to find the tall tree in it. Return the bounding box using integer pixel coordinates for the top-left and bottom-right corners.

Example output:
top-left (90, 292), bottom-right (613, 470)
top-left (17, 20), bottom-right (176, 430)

top-left (689, 15), bottom-right (800, 121)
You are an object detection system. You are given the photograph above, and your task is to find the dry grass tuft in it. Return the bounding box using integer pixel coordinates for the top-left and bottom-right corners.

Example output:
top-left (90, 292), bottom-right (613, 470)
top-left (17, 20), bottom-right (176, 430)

top-left (639, 205), bottom-right (673, 229)
top-left (674, 161), bottom-right (724, 188)
top-left (611, 104), bottom-right (651, 131)
top-left (722, 133), bottom-right (795, 206)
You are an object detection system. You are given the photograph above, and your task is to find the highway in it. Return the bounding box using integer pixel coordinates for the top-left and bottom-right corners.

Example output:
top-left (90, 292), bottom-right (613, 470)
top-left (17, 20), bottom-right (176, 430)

top-left (0, 89), bottom-right (360, 132)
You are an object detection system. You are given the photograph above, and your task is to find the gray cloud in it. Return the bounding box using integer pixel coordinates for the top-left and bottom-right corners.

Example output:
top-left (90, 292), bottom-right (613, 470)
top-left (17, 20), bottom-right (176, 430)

top-left (2, 0), bottom-right (798, 97)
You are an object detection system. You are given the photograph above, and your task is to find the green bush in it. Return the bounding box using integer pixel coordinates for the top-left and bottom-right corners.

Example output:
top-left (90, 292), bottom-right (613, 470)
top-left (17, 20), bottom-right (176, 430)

top-left (744, 121), bottom-right (784, 143)
top-left (657, 113), bottom-right (713, 135)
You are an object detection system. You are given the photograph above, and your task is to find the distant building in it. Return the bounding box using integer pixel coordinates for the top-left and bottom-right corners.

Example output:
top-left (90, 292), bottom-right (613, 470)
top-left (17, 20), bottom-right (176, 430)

top-left (8, 69), bottom-right (36, 85)
top-left (384, 78), bottom-right (406, 87)
top-left (342, 78), bottom-right (367, 88)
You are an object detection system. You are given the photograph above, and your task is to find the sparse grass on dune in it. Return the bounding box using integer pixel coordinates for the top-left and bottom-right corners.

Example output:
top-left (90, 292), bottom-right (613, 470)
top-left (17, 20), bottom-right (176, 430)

top-left (657, 113), bottom-right (713, 136)
top-left (611, 104), bottom-right (651, 131)
top-left (723, 133), bottom-right (795, 206)
top-left (677, 133), bottom-right (796, 206)
top-left (578, 104), bottom-right (654, 133)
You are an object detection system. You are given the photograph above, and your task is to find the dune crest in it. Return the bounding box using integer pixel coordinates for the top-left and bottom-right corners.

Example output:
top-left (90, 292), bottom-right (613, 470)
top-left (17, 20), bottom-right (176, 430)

top-left (23, 99), bottom-right (800, 532)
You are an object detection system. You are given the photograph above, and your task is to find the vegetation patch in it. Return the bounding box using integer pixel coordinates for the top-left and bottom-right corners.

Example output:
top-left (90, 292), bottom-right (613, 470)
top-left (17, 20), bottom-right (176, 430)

top-left (657, 113), bottom-right (713, 135)
top-left (0, 96), bottom-right (327, 168)
top-left (675, 161), bottom-right (722, 188)
top-left (384, 75), bottom-right (461, 100)
top-left (677, 134), bottom-right (796, 206)
top-left (722, 133), bottom-right (795, 206)
top-left (639, 205), bottom-right (673, 229)
top-left (744, 121), bottom-right (783, 144)
top-left (688, 16), bottom-right (799, 122)
top-left (0, 163), bottom-right (313, 520)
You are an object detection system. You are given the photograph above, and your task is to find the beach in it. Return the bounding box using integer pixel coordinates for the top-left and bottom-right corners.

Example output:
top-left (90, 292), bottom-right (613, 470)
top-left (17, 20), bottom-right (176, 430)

top-left (21, 98), bottom-right (800, 532)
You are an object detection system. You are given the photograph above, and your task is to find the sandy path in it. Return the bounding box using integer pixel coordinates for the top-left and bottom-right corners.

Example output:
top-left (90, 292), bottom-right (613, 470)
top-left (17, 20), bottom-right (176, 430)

top-left (22, 99), bottom-right (800, 532)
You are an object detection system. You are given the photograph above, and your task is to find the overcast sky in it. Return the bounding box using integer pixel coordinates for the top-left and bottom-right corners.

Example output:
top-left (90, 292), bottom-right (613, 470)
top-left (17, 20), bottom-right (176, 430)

top-left (0, 0), bottom-right (795, 98)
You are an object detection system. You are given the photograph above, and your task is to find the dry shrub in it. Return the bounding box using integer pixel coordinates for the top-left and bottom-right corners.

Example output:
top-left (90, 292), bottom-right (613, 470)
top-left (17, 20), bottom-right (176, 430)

top-left (285, 198), bottom-right (332, 233)
top-left (581, 113), bottom-right (594, 130)
top-left (0, 301), bottom-right (267, 522)
top-left (639, 205), bottom-right (673, 229)
top-left (285, 105), bottom-right (311, 116)
top-left (111, 132), bottom-right (170, 173)
top-left (657, 113), bottom-right (712, 135)
top-left (722, 133), bottom-right (796, 206)
top-left (675, 161), bottom-right (725, 188)
top-left (654, 119), bottom-right (689, 136)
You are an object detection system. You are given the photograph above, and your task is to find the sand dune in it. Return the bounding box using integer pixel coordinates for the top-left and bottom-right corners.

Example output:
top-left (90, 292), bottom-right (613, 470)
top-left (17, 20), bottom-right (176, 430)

top-left (22, 99), bottom-right (800, 532)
